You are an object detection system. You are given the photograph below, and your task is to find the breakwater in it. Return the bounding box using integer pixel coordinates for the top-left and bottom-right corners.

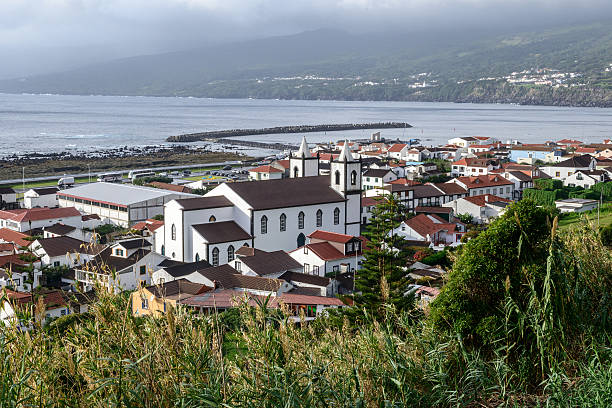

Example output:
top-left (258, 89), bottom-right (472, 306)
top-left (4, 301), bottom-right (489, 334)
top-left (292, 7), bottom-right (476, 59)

top-left (166, 122), bottom-right (412, 142)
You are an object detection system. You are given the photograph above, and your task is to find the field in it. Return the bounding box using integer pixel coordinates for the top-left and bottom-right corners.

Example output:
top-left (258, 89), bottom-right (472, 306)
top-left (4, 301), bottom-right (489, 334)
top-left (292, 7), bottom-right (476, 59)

top-left (558, 203), bottom-right (612, 230)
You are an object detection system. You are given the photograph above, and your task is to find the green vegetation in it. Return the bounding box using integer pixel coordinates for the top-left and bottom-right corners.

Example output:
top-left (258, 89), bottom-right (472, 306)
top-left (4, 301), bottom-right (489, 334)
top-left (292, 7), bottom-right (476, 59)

top-left (133, 175), bottom-right (173, 186)
top-left (1, 199), bottom-right (610, 406)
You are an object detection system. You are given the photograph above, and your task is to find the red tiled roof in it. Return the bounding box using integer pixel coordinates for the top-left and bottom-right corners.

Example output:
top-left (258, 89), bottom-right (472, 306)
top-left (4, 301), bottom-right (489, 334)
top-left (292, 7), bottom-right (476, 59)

top-left (0, 228), bottom-right (31, 247)
top-left (0, 254), bottom-right (34, 267)
top-left (250, 165), bottom-right (283, 173)
top-left (273, 159), bottom-right (290, 169)
top-left (388, 143), bottom-right (408, 153)
top-left (0, 207), bottom-right (80, 223)
top-left (0, 243), bottom-right (16, 252)
top-left (453, 175), bottom-right (513, 189)
top-left (131, 219), bottom-right (164, 232)
top-left (452, 157), bottom-right (492, 167)
top-left (302, 242), bottom-right (347, 261)
top-left (469, 144), bottom-right (493, 149)
top-left (558, 139), bottom-right (583, 144)
top-left (318, 153), bottom-right (339, 161)
top-left (404, 214), bottom-right (459, 238)
top-left (388, 178), bottom-right (421, 186)
top-left (462, 194), bottom-right (511, 207)
top-left (272, 293), bottom-right (345, 307)
top-left (474, 136), bottom-right (491, 141)
top-left (414, 206), bottom-right (452, 214)
top-left (308, 230), bottom-right (355, 244)
top-left (149, 181), bottom-right (193, 193)
top-left (575, 147), bottom-right (597, 154)
top-left (361, 197), bottom-right (380, 207)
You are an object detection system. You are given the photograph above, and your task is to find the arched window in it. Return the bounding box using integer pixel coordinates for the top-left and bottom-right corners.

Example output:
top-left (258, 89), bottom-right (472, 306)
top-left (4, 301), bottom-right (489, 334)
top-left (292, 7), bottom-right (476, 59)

top-left (351, 170), bottom-right (357, 185)
top-left (334, 170), bottom-right (341, 185)
top-left (195, 253), bottom-right (200, 262)
top-left (333, 207), bottom-right (340, 225)
top-left (297, 233), bottom-right (306, 248)
top-left (280, 213), bottom-right (286, 231)
top-left (171, 224), bottom-right (176, 240)
top-left (209, 215), bottom-right (216, 222)
top-left (293, 166), bottom-right (299, 178)
top-left (227, 245), bottom-right (235, 262)
top-left (161, 245), bottom-right (165, 256)
top-left (316, 209), bottom-right (323, 227)
top-left (298, 211), bottom-right (305, 229)
top-left (171, 252), bottom-right (176, 259)
top-left (260, 215), bottom-right (268, 234)
top-left (211, 247), bottom-right (219, 266)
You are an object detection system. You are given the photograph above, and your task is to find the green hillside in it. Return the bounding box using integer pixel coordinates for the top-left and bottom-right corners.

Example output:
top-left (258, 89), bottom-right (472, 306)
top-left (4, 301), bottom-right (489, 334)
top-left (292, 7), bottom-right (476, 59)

top-left (1, 22), bottom-right (611, 106)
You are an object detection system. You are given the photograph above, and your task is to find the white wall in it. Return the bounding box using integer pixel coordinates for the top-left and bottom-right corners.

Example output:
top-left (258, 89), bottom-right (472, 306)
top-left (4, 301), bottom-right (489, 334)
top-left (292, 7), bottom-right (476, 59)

top-left (24, 193), bottom-right (58, 209)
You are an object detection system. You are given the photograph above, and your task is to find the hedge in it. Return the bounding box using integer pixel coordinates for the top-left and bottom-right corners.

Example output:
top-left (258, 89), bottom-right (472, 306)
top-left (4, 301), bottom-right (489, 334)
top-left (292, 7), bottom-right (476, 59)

top-left (534, 178), bottom-right (563, 190)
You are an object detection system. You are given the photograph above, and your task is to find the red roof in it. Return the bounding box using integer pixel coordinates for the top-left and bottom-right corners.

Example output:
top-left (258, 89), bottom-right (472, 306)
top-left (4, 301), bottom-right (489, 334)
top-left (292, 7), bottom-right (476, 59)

top-left (272, 293), bottom-right (345, 307)
top-left (469, 144), bottom-right (493, 149)
top-left (308, 230), bottom-right (355, 244)
top-left (0, 207), bottom-right (80, 223)
top-left (462, 194), bottom-right (511, 207)
top-left (453, 175), bottom-right (513, 189)
top-left (575, 147), bottom-right (597, 154)
top-left (452, 157), bottom-right (491, 167)
top-left (388, 143), bottom-right (408, 153)
top-left (0, 243), bottom-right (15, 252)
top-left (131, 219), bottom-right (164, 232)
top-left (318, 153), bottom-right (339, 161)
top-left (273, 159), bottom-right (290, 169)
top-left (558, 139), bottom-right (583, 144)
top-left (301, 242), bottom-right (347, 261)
top-left (361, 197), bottom-right (380, 207)
top-left (250, 165), bottom-right (283, 173)
top-left (404, 214), bottom-right (459, 238)
top-left (0, 254), bottom-right (34, 267)
top-left (388, 178), bottom-right (421, 186)
top-left (0, 228), bottom-right (31, 247)
top-left (474, 136), bottom-right (491, 141)
top-left (414, 206), bottom-right (452, 214)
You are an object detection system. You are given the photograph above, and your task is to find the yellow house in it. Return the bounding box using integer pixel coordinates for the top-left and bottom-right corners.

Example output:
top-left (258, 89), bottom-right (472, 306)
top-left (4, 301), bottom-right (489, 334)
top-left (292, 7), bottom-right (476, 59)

top-left (131, 279), bottom-right (211, 316)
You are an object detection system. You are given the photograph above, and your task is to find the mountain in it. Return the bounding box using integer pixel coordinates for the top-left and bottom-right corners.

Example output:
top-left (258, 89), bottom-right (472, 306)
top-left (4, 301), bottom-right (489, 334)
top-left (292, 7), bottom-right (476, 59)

top-left (1, 23), bottom-right (611, 106)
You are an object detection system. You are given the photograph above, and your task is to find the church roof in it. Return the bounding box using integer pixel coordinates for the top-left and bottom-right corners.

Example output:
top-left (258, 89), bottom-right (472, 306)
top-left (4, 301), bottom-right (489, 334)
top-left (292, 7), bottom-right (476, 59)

top-left (337, 140), bottom-right (355, 162)
top-left (224, 176), bottom-right (345, 210)
top-left (297, 136), bottom-right (312, 158)
top-left (192, 221), bottom-right (252, 244)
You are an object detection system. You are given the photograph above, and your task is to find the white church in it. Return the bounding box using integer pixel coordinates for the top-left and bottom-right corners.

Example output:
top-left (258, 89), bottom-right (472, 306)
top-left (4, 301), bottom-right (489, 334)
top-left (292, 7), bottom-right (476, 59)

top-left (160, 137), bottom-right (362, 265)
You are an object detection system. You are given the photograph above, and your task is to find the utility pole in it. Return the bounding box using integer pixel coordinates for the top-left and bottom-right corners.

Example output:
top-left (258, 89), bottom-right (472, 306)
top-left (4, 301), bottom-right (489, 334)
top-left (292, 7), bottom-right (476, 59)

top-left (88, 164), bottom-right (91, 184)
top-left (22, 167), bottom-right (25, 193)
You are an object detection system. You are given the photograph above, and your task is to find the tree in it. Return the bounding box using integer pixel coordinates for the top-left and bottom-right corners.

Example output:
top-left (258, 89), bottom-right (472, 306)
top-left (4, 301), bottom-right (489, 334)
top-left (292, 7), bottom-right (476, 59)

top-left (355, 195), bottom-right (412, 314)
top-left (152, 214), bottom-right (164, 221)
top-left (456, 213), bottom-right (473, 224)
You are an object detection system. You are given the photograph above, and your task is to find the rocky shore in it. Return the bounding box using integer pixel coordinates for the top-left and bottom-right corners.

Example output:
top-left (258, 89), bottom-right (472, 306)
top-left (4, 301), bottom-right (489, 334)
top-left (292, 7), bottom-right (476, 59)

top-left (166, 122), bottom-right (412, 142)
top-left (0, 145), bottom-right (246, 181)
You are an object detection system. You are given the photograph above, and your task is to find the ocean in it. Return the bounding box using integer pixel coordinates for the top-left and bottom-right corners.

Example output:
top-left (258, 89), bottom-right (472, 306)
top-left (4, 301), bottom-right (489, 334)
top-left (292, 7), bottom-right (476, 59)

top-left (2, 93), bottom-right (612, 156)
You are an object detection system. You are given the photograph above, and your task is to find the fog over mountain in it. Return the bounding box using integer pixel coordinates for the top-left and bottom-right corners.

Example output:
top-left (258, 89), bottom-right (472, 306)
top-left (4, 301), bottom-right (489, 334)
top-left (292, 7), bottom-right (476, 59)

top-left (1, 0), bottom-right (612, 79)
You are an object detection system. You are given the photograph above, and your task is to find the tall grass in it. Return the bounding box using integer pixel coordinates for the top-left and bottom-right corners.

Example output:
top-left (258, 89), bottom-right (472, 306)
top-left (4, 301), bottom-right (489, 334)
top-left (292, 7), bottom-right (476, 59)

top-left (0, 221), bottom-right (610, 407)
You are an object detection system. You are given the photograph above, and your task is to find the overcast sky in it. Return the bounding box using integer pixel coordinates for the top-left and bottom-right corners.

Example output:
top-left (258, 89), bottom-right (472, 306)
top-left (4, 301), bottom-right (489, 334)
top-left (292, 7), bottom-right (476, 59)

top-left (0, 0), bottom-right (610, 79)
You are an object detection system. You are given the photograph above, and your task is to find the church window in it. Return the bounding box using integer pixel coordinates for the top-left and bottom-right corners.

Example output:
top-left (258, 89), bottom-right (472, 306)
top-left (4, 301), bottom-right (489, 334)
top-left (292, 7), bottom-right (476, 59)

top-left (294, 167), bottom-right (299, 178)
top-left (334, 170), bottom-right (341, 185)
top-left (316, 209), bottom-right (323, 227)
top-left (260, 215), bottom-right (268, 234)
top-left (211, 247), bottom-right (219, 266)
top-left (228, 245), bottom-right (235, 262)
top-left (209, 215), bottom-right (216, 222)
top-left (171, 224), bottom-right (176, 240)
top-left (298, 212), bottom-right (305, 229)
top-left (333, 208), bottom-right (340, 225)
top-left (195, 253), bottom-right (200, 262)
top-left (161, 245), bottom-right (165, 256)
top-left (280, 213), bottom-right (286, 231)
top-left (351, 170), bottom-right (357, 185)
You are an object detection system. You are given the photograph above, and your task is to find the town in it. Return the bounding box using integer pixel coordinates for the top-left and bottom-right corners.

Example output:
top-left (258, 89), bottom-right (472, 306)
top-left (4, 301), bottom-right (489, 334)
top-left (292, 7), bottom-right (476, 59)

top-left (1, 132), bottom-right (611, 327)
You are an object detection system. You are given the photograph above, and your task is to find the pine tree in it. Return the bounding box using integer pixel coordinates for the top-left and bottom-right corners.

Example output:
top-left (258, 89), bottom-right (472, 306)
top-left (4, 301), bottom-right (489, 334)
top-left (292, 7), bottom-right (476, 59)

top-left (355, 195), bottom-right (411, 314)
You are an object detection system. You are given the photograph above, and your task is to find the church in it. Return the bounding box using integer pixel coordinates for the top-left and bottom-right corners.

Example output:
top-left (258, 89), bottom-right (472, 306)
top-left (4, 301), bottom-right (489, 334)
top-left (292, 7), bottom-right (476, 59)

top-left (160, 137), bottom-right (362, 265)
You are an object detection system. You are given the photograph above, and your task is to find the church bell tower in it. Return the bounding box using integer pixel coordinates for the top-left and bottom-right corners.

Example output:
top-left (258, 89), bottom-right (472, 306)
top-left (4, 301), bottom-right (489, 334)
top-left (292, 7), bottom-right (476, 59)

top-left (330, 140), bottom-right (362, 236)
top-left (290, 136), bottom-right (319, 178)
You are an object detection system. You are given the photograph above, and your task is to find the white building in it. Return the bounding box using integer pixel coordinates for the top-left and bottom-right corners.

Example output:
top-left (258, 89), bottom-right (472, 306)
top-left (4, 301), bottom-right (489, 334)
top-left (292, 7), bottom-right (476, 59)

top-left (442, 194), bottom-right (511, 224)
top-left (448, 175), bottom-right (514, 200)
top-left (0, 207), bottom-right (82, 233)
top-left (57, 182), bottom-right (196, 227)
top-left (23, 187), bottom-right (59, 209)
top-left (362, 168), bottom-right (397, 191)
top-left (555, 198), bottom-right (599, 213)
top-left (0, 188), bottom-right (17, 210)
top-left (540, 154), bottom-right (597, 180)
top-left (563, 170), bottom-right (609, 188)
top-left (161, 139), bottom-right (362, 263)
top-left (448, 137), bottom-right (480, 148)
top-left (394, 214), bottom-right (465, 245)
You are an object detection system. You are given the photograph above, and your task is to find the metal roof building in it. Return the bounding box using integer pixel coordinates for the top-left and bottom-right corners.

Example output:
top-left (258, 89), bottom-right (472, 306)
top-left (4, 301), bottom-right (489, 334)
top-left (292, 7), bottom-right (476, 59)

top-left (57, 182), bottom-right (196, 227)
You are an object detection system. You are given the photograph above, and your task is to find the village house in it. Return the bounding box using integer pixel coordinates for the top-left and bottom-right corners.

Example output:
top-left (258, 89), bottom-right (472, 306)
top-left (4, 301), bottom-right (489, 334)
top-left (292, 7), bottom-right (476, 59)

top-left (442, 194), bottom-right (512, 224)
top-left (23, 187), bottom-right (59, 209)
top-left (130, 218), bottom-right (165, 253)
top-left (362, 168), bottom-right (398, 191)
top-left (448, 137), bottom-right (480, 148)
top-left (393, 214), bottom-right (465, 246)
top-left (31, 236), bottom-right (102, 268)
top-left (451, 157), bottom-right (500, 177)
top-left (563, 170), bottom-right (610, 188)
top-left (555, 198), bottom-right (599, 213)
top-left (447, 175), bottom-right (514, 199)
top-left (232, 246), bottom-right (302, 277)
top-left (0, 188), bottom-right (18, 211)
top-left (540, 154), bottom-right (597, 180)
top-left (248, 164), bottom-right (284, 181)
top-left (131, 279), bottom-right (212, 316)
top-left (0, 207), bottom-right (82, 233)
top-left (289, 230), bottom-right (364, 277)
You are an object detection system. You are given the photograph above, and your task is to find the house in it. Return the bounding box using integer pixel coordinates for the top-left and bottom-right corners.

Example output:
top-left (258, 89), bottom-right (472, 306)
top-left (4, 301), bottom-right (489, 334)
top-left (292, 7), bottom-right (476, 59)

top-left (31, 236), bottom-right (102, 268)
top-left (57, 182), bottom-right (196, 227)
top-left (277, 271), bottom-right (331, 296)
top-left (0, 269), bottom-right (32, 292)
top-left (131, 279), bottom-right (212, 316)
top-left (148, 181), bottom-right (193, 194)
top-left (248, 165), bottom-right (284, 181)
top-left (232, 246), bottom-right (302, 277)
top-left (442, 194), bottom-right (511, 224)
top-left (448, 137), bottom-right (479, 148)
top-left (0, 207), bottom-right (82, 233)
top-left (563, 170), bottom-right (610, 188)
top-left (555, 198), bottom-right (598, 213)
top-left (42, 223), bottom-right (93, 242)
top-left (508, 145), bottom-right (556, 164)
top-left (24, 186), bottom-right (60, 209)
top-left (451, 157), bottom-right (500, 177)
top-left (0, 188), bottom-right (18, 210)
top-left (387, 143), bottom-right (409, 160)
top-left (383, 182), bottom-right (468, 211)
top-left (131, 218), bottom-right (165, 253)
top-left (75, 238), bottom-right (167, 292)
top-left (270, 159), bottom-right (291, 177)
top-left (393, 214), bottom-right (465, 245)
top-left (448, 175), bottom-right (514, 199)
top-left (161, 139), bottom-right (362, 262)
top-left (362, 168), bottom-right (398, 191)
top-left (361, 196), bottom-right (380, 224)
top-left (0, 228), bottom-right (32, 250)
top-left (289, 230), bottom-right (364, 277)
top-left (498, 171), bottom-right (535, 200)
top-left (2, 289), bottom-right (72, 326)
top-left (414, 206), bottom-right (454, 222)
top-left (556, 139), bottom-right (583, 148)
top-left (540, 154), bottom-right (597, 180)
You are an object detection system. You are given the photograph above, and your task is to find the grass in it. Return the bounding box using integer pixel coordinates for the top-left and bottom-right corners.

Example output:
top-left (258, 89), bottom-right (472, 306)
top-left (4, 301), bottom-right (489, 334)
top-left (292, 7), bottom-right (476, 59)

top-left (558, 202), bottom-right (612, 230)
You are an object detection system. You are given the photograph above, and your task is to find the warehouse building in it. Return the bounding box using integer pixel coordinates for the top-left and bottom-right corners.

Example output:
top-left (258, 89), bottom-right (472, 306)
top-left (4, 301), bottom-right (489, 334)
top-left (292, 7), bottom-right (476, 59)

top-left (57, 183), bottom-right (196, 227)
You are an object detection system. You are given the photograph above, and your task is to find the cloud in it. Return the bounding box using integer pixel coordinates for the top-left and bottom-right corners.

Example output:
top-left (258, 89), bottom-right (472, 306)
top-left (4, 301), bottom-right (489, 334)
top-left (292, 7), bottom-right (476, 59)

top-left (0, 0), bottom-right (610, 78)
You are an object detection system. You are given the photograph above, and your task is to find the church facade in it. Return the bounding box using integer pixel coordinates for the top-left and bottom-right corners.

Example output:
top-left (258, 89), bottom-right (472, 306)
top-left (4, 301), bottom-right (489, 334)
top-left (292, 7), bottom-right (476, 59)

top-left (160, 138), bottom-right (362, 264)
